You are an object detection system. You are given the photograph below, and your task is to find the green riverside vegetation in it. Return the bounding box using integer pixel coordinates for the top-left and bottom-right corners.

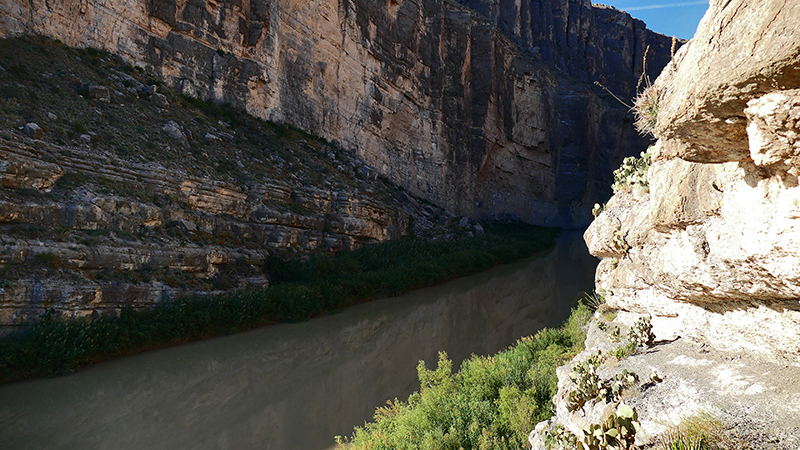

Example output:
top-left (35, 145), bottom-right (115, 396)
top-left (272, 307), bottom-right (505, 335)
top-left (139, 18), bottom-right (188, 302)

top-left (0, 221), bottom-right (557, 383)
top-left (337, 301), bottom-right (593, 450)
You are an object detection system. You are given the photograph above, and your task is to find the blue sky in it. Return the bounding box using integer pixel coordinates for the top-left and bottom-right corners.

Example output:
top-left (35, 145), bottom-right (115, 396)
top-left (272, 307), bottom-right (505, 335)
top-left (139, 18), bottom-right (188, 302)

top-left (595, 1), bottom-right (709, 40)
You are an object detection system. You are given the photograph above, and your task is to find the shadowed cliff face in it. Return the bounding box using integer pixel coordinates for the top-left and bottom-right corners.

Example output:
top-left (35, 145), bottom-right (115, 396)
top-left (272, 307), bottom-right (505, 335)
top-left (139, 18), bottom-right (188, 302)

top-left (0, 0), bottom-right (672, 226)
top-left (453, 0), bottom-right (673, 100)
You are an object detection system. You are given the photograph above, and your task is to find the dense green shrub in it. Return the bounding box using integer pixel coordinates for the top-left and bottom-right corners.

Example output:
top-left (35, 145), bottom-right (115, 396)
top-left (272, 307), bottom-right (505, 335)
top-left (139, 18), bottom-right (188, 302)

top-left (0, 221), bottom-right (557, 382)
top-left (338, 303), bottom-right (592, 450)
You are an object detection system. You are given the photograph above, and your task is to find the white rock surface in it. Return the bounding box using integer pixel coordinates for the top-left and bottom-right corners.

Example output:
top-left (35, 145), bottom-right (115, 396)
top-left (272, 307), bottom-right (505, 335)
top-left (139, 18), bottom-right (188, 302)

top-left (534, 315), bottom-right (800, 450)
top-left (548, 2), bottom-right (800, 447)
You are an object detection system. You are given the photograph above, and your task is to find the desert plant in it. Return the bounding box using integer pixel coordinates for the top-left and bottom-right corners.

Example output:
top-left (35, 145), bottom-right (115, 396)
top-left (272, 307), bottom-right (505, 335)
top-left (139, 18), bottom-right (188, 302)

top-left (629, 315), bottom-right (655, 348)
top-left (566, 351), bottom-right (605, 411)
top-left (658, 413), bottom-right (727, 450)
top-left (579, 290), bottom-right (606, 312)
top-left (632, 84), bottom-right (661, 135)
top-left (612, 341), bottom-right (637, 360)
top-left (631, 44), bottom-right (662, 136)
top-left (567, 351), bottom-right (642, 411)
top-left (660, 435), bottom-right (706, 450)
top-left (603, 369), bottom-right (639, 400)
top-left (541, 423), bottom-right (578, 450)
top-left (612, 146), bottom-right (653, 194)
top-left (592, 203), bottom-right (606, 218)
top-left (578, 403), bottom-right (640, 450)
top-left (542, 404), bottom-right (641, 450)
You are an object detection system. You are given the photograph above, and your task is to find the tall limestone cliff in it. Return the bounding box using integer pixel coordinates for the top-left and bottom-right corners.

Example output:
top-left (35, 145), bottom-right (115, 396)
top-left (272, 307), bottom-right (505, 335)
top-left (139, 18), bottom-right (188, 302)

top-left (0, 0), bottom-right (673, 227)
top-left (533, 1), bottom-right (800, 447)
top-left (587, 0), bottom-right (800, 360)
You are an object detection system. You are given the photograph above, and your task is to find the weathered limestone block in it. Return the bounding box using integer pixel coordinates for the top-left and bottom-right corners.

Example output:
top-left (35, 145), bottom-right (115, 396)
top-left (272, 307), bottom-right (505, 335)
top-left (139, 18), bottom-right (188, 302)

top-left (648, 157), bottom-right (722, 230)
top-left (0, 148), bottom-right (62, 190)
top-left (590, 155), bottom-right (800, 357)
top-left (584, 190), bottom-right (650, 259)
top-left (652, 0), bottom-right (800, 163)
top-left (745, 89), bottom-right (800, 167)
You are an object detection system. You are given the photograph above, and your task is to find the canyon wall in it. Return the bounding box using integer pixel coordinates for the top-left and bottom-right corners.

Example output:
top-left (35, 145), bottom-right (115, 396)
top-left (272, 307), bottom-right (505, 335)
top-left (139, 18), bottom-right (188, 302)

top-left (0, 0), bottom-right (672, 227)
top-left (0, 135), bottom-right (428, 330)
top-left (585, 0), bottom-right (800, 359)
top-left (532, 1), bottom-right (800, 446)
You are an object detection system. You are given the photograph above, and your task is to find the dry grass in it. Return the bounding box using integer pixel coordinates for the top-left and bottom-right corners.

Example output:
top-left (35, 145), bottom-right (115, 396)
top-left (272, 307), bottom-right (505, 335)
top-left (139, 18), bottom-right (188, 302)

top-left (632, 84), bottom-right (661, 136)
top-left (656, 413), bottom-right (751, 450)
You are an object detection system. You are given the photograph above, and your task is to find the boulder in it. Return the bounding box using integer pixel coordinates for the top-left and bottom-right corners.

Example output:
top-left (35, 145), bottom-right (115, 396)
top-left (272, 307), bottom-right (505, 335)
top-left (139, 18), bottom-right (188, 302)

top-left (138, 84), bottom-right (157, 96)
top-left (162, 121), bottom-right (185, 143)
top-left (151, 92), bottom-right (169, 109)
top-left (87, 85), bottom-right (110, 102)
top-left (21, 122), bottom-right (43, 139)
top-left (651, 0), bottom-right (800, 163)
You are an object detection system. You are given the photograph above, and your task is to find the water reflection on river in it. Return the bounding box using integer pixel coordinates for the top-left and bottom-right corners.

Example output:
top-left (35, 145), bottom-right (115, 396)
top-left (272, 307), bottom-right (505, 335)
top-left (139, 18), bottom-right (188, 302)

top-left (0, 231), bottom-right (597, 450)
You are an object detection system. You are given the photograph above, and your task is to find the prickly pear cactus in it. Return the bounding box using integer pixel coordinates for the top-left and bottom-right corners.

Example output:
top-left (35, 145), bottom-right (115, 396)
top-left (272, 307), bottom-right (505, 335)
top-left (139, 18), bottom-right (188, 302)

top-left (567, 351), bottom-right (605, 411)
top-left (576, 403), bottom-right (640, 450)
top-left (628, 315), bottom-right (655, 348)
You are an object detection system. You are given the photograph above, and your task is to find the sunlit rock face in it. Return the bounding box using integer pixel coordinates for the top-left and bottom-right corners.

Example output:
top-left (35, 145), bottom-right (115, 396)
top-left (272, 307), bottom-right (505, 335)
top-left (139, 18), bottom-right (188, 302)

top-left (0, 0), bottom-right (672, 227)
top-left (585, 0), bottom-right (800, 358)
top-left (538, 6), bottom-right (800, 445)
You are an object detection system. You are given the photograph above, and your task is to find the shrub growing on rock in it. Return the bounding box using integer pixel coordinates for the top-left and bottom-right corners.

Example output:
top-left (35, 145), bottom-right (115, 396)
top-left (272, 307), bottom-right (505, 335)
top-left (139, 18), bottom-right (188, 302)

top-left (611, 146), bottom-right (653, 194)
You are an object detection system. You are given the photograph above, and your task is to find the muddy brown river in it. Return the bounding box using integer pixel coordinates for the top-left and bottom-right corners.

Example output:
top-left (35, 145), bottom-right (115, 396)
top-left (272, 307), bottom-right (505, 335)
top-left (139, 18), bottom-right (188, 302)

top-left (0, 231), bottom-right (597, 450)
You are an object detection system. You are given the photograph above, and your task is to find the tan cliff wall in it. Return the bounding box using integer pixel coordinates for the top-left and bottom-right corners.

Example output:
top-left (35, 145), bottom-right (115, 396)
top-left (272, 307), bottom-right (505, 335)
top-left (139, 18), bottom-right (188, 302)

top-left (585, 0), bottom-right (800, 359)
top-left (0, 0), bottom-right (672, 227)
top-left (0, 135), bottom-right (425, 330)
top-left (528, 2), bottom-right (800, 446)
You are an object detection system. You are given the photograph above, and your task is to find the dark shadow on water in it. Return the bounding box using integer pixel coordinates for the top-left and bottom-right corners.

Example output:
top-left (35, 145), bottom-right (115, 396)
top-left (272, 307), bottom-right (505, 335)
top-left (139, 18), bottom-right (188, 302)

top-left (0, 231), bottom-right (598, 450)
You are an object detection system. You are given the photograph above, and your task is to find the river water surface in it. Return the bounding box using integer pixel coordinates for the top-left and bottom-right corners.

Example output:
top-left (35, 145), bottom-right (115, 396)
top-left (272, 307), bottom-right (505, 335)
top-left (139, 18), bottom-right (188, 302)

top-left (0, 231), bottom-right (597, 450)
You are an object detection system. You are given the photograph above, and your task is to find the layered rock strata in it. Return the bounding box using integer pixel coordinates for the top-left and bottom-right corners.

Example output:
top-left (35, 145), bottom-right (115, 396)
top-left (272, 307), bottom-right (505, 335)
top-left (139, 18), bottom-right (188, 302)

top-left (0, 136), bottom-right (433, 331)
top-left (0, 0), bottom-right (671, 226)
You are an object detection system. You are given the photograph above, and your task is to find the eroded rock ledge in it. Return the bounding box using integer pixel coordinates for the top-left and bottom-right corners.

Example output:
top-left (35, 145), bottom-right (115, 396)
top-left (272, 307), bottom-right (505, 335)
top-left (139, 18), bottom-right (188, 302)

top-left (0, 136), bottom-right (447, 332)
top-left (587, 0), bottom-right (800, 360)
top-left (531, 313), bottom-right (800, 449)
top-left (536, 0), bottom-right (800, 447)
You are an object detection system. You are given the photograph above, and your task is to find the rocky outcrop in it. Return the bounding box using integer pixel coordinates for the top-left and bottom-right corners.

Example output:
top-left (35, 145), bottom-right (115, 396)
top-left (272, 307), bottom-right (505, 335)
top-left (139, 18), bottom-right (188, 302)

top-left (535, 0), bottom-right (800, 447)
top-left (651, 0), bottom-right (800, 163)
top-left (532, 312), bottom-right (800, 449)
top-left (586, 0), bottom-right (800, 359)
top-left (0, 136), bottom-right (443, 332)
top-left (0, 0), bottom-right (672, 227)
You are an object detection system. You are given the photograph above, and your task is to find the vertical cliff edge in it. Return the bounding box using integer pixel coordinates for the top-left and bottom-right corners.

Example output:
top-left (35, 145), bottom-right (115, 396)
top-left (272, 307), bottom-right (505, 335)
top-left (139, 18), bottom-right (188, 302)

top-left (534, 1), bottom-right (800, 448)
top-left (0, 0), bottom-right (673, 227)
